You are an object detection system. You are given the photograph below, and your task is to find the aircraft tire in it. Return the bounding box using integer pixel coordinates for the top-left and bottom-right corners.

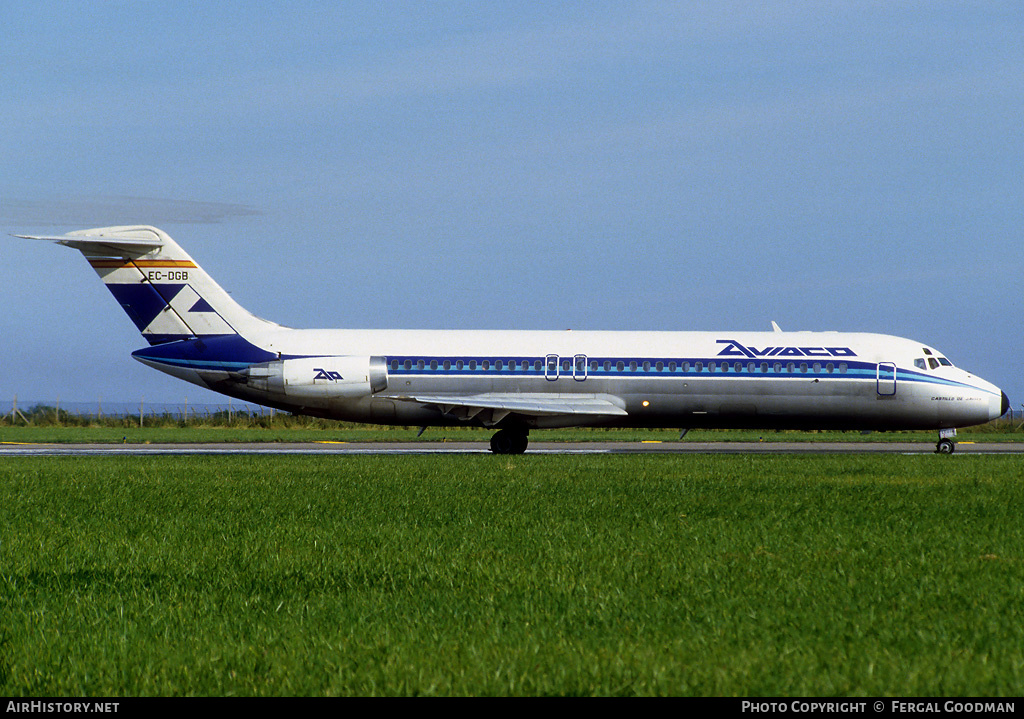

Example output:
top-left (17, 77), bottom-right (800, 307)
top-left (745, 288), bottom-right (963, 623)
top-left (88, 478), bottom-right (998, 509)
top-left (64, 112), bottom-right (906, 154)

top-left (490, 429), bottom-right (529, 455)
top-left (936, 439), bottom-right (956, 454)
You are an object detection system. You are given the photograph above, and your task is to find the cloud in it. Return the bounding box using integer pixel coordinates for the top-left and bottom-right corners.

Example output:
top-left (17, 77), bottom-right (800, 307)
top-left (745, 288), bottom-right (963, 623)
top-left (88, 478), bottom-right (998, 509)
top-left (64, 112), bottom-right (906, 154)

top-left (0, 196), bottom-right (261, 227)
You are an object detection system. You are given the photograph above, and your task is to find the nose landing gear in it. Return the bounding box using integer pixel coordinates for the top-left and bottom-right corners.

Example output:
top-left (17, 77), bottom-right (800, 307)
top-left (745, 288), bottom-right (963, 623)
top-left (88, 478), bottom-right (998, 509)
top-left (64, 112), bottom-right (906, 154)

top-left (936, 438), bottom-right (956, 454)
top-left (935, 428), bottom-right (957, 454)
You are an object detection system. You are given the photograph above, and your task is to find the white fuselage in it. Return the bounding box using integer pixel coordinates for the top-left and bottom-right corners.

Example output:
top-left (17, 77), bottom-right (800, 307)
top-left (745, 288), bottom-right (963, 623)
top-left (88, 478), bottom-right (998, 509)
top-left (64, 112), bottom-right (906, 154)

top-left (133, 328), bottom-right (1007, 432)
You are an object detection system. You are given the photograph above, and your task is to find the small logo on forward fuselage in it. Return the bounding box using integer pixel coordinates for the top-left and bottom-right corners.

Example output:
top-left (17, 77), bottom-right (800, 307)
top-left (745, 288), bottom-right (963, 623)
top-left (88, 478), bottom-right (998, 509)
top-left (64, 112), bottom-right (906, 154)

top-left (716, 339), bottom-right (857, 359)
top-left (313, 368), bottom-right (343, 381)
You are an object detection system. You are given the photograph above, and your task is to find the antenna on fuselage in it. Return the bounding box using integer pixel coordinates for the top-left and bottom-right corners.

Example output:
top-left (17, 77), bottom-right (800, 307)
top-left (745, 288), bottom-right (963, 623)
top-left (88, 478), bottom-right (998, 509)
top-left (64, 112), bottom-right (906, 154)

top-left (771, 321), bottom-right (783, 332)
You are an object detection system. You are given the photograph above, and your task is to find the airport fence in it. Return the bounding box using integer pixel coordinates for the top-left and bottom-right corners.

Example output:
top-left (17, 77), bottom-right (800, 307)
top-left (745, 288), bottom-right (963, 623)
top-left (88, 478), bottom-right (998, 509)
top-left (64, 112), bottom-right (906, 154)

top-left (1, 397), bottom-right (285, 427)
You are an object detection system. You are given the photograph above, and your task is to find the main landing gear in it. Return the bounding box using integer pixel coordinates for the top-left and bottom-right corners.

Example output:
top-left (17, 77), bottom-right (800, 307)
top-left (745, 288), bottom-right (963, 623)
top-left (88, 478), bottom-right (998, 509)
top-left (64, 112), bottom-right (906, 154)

top-left (935, 428), bottom-right (957, 454)
top-left (490, 428), bottom-right (529, 455)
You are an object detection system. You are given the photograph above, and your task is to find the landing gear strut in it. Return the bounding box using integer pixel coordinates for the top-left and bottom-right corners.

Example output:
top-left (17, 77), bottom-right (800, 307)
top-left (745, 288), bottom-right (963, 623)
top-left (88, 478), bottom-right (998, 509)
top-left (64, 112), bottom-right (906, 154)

top-left (490, 428), bottom-right (529, 455)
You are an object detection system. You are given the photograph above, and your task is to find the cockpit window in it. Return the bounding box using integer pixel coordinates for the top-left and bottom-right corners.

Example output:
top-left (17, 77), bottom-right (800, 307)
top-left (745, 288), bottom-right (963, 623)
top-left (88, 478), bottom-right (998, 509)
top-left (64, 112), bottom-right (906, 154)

top-left (928, 358), bottom-right (940, 370)
top-left (915, 358), bottom-right (926, 370)
top-left (938, 357), bottom-right (953, 367)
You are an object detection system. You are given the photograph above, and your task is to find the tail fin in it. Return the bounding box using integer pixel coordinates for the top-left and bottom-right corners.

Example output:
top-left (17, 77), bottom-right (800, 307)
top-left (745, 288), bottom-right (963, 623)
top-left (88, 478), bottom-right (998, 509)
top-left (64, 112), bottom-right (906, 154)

top-left (18, 225), bottom-right (282, 344)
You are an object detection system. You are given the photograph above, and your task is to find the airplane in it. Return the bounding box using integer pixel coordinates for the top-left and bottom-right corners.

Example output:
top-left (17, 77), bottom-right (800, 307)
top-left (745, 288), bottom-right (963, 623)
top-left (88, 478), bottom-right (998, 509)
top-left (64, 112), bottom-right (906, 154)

top-left (18, 225), bottom-right (1009, 454)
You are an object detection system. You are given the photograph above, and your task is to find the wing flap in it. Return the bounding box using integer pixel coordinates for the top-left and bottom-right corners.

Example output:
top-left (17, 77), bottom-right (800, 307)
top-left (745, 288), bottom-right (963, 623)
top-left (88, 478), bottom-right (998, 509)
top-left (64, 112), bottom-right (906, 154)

top-left (383, 392), bottom-right (628, 423)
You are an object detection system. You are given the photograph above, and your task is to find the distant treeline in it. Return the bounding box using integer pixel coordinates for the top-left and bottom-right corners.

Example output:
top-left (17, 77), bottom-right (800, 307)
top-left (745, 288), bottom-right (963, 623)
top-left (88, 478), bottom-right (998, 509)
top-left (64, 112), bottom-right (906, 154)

top-left (2, 403), bottom-right (346, 429)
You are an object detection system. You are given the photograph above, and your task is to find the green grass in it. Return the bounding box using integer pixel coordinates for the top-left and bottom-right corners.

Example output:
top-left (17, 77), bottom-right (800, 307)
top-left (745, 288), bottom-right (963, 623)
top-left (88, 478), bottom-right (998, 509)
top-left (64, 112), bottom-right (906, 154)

top-left (2, 454), bottom-right (1023, 696)
top-left (2, 424), bottom-right (1022, 445)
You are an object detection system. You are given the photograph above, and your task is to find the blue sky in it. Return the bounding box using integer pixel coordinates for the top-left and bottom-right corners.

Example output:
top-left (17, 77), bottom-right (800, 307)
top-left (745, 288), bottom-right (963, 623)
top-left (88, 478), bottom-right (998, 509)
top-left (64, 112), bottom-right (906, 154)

top-left (3, 2), bottom-right (1022, 408)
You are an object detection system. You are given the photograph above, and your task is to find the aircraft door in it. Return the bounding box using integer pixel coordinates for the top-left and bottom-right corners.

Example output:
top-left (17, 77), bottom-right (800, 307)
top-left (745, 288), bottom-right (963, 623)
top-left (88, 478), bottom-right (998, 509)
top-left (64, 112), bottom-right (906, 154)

top-left (877, 362), bottom-right (897, 396)
top-left (573, 354), bottom-right (588, 381)
top-left (545, 354), bottom-right (559, 381)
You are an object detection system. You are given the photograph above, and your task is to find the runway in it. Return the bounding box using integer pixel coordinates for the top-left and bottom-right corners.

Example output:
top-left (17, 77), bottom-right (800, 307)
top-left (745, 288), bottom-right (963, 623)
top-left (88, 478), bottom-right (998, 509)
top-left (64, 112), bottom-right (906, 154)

top-left (2, 441), bottom-right (1022, 456)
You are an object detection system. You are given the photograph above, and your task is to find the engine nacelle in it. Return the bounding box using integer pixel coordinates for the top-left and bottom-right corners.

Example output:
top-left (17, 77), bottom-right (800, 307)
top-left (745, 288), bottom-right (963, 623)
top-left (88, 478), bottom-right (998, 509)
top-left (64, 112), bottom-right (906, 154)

top-left (242, 355), bottom-right (387, 400)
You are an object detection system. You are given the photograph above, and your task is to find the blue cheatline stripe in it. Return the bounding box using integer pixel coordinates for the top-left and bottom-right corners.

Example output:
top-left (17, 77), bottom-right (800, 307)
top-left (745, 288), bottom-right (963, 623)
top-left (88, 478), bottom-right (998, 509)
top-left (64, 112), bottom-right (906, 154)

top-left (132, 335), bottom-right (279, 373)
top-left (379, 356), bottom-right (992, 393)
top-left (383, 355), bottom-right (866, 377)
top-left (131, 345), bottom-right (995, 396)
top-left (136, 356), bottom-right (256, 372)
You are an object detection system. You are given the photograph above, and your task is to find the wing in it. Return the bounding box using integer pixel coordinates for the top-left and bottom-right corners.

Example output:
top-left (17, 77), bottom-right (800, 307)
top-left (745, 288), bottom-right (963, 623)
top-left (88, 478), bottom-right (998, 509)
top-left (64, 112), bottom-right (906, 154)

top-left (382, 392), bottom-right (628, 426)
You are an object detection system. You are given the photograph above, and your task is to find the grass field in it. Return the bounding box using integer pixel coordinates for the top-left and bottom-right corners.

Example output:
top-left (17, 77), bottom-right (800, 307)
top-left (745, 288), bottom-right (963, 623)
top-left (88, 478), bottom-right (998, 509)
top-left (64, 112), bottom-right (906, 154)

top-left (2, 454), bottom-right (1023, 696)
top-left (3, 403), bottom-right (1023, 445)
top-left (2, 423), bottom-right (1023, 445)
